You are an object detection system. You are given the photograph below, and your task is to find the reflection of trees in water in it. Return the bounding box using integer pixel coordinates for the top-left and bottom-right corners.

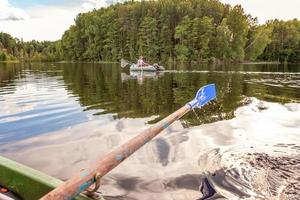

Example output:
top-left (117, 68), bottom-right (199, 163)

top-left (62, 64), bottom-right (299, 125)
top-left (1, 63), bottom-right (299, 126)
top-left (0, 63), bottom-right (21, 89)
top-left (244, 73), bottom-right (300, 103)
top-left (0, 63), bottom-right (63, 89)
top-left (61, 64), bottom-right (245, 125)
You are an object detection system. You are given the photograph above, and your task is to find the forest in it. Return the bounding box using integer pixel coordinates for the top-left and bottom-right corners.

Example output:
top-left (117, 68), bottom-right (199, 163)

top-left (0, 32), bottom-right (63, 62)
top-left (0, 0), bottom-right (300, 63)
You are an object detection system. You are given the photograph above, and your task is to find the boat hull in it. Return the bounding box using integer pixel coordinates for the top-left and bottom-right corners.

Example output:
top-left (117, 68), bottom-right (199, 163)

top-left (0, 156), bottom-right (92, 200)
top-left (130, 64), bottom-right (165, 72)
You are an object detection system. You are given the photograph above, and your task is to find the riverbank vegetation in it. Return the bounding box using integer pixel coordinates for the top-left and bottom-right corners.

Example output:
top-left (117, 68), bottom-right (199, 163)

top-left (0, 32), bottom-right (63, 62)
top-left (1, 0), bottom-right (300, 63)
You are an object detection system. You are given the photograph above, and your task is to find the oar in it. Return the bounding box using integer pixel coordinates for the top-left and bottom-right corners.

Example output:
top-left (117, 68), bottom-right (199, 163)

top-left (40, 84), bottom-right (217, 200)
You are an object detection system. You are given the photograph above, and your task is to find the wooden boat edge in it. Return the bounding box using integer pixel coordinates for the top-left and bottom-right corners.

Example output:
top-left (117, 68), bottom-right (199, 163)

top-left (0, 156), bottom-right (91, 200)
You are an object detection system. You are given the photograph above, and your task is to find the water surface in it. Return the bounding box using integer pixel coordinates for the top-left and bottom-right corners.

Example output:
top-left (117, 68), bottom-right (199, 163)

top-left (0, 63), bottom-right (299, 199)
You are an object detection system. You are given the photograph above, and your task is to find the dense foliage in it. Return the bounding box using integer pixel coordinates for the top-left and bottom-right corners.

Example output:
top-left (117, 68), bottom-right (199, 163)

top-left (1, 0), bottom-right (300, 63)
top-left (259, 19), bottom-right (300, 63)
top-left (60, 0), bottom-right (300, 63)
top-left (0, 32), bottom-right (63, 61)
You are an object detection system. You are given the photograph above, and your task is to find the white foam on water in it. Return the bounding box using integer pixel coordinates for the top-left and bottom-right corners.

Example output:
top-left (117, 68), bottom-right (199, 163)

top-left (189, 98), bottom-right (300, 199)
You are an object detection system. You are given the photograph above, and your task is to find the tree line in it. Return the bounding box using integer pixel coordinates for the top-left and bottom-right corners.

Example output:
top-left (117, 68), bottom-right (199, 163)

top-left (1, 0), bottom-right (300, 63)
top-left (0, 32), bottom-right (63, 62)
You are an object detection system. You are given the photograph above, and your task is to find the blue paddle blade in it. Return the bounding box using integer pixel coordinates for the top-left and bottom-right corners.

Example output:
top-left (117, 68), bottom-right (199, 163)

top-left (187, 84), bottom-right (217, 109)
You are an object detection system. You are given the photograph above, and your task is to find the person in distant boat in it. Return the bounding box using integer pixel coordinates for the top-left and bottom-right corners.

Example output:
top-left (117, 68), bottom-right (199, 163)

top-left (137, 56), bottom-right (149, 67)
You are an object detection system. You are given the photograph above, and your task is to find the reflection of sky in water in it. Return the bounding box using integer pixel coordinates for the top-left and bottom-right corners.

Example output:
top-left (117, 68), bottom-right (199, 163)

top-left (0, 74), bottom-right (92, 144)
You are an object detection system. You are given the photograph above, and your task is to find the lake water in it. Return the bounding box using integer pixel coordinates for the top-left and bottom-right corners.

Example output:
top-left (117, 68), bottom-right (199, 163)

top-left (0, 63), bottom-right (299, 200)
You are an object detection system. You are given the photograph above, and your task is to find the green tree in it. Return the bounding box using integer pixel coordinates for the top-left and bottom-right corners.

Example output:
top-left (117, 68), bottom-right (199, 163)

top-left (227, 5), bottom-right (249, 61)
top-left (262, 20), bottom-right (300, 62)
top-left (245, 25), bottom-right (273, 61)
top-left (190, 16), bottom-right (214, 61)
top-left (174, 16), bottom-right (192, 62)
top-left (159, 23), bottom-right (173, 61)
top-left (138, 17), bottom-right (159, 61)
top-left (0, 50), bottom-right (7, 61)
top-left (211, 18), bottom-right (232, 60)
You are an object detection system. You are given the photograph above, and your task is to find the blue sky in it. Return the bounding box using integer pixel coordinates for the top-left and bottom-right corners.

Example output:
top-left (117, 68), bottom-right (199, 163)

top-left (0, 0), bottom-right (300, 41)
top-left (11, 0), bottom-right (62, 7)
top-left (10, 0), bottom-right (82, 8)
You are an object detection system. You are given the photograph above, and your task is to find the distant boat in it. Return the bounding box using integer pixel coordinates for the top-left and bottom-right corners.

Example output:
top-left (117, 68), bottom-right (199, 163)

top-left (129, 64), bottom-right (165, 72)
top-left (121, 59), bottom-right (165, 72)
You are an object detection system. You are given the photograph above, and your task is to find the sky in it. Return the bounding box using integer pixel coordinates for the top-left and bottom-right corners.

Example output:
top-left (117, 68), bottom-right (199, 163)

top-left (0, 0), bottom-right (299, 41)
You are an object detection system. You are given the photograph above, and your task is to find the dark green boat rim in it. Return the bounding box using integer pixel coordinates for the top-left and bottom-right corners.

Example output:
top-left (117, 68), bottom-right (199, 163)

top-left (0, 156), bottom-right (91, 200)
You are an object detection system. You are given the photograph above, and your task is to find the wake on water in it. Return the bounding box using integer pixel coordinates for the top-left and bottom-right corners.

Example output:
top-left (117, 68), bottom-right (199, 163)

top-left (193, 98), bottom-right (300, 200)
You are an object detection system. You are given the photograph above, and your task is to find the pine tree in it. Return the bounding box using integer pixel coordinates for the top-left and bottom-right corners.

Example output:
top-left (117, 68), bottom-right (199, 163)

top-left (190, 16), bottom-right (214, 61)
top-left (138, 17), bottom-right (159, 61)
top-left (174, 16), bottom-right (192, 62)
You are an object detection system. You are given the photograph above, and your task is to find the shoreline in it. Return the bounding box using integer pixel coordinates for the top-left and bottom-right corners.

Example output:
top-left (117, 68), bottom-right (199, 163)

top-left (0, 60), bottom-right (118, 64)
top-left (0, 60), bottom-right (288, 65)
top-left (241, 61), bottom-right (281, 65)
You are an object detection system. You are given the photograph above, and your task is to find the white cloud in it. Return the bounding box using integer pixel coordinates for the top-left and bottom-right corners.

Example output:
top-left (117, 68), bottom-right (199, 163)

top-left (219, 0), bottom-right (300, 23)
top-left (0, 5), bottom-right (79, 41)
top-left (0, 0), bottom-right (30, 21)
top-left (82, 0), bottom-right (107, 11)
top-left (0, 0), bottom-right (124, 41)
top-left (81, 0), bottom-right (125, 12)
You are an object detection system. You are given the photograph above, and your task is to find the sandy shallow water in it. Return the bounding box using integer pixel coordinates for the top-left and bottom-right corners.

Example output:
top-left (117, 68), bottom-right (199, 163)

top-left (1, 98), bottom-right (299, 200)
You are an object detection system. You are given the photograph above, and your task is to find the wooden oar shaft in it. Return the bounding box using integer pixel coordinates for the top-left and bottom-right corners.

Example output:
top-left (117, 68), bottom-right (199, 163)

top-left (40, 105), bottom-right (191, 200)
